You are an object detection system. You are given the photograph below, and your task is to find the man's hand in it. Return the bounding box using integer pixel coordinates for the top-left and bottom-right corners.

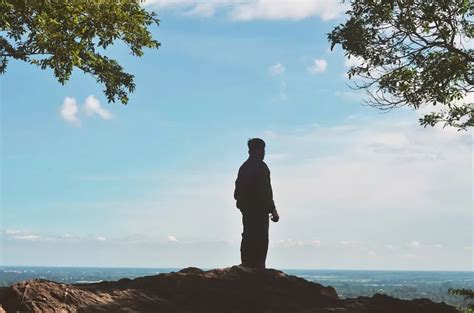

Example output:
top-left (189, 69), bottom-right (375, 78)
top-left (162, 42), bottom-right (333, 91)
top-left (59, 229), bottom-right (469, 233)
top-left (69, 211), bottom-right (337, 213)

top-left (270, 209), bottom-right (279, 223)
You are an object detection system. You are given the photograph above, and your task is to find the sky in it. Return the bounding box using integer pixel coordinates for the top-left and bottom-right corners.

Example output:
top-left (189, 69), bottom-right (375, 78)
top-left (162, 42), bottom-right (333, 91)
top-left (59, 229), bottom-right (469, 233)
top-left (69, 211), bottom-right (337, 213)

top-left (1, 0), bottom-right (473, 271)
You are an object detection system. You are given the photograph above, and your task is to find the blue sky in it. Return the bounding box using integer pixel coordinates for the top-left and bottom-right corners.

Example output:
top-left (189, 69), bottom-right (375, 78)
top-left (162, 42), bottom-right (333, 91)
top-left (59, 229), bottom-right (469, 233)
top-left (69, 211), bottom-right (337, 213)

top-left (1, 0), bottom-right (472, 270)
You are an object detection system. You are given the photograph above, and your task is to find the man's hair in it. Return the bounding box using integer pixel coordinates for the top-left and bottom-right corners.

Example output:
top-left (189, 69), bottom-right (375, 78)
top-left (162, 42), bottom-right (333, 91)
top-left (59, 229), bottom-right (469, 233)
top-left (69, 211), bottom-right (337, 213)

top-left (248, 138), bottom-right (265, 151)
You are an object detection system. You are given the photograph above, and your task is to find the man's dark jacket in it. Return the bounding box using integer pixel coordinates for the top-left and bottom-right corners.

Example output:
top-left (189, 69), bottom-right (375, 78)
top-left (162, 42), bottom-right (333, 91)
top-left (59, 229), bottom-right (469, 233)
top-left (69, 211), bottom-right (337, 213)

top-left (234, 157), bottom-right (275, 213)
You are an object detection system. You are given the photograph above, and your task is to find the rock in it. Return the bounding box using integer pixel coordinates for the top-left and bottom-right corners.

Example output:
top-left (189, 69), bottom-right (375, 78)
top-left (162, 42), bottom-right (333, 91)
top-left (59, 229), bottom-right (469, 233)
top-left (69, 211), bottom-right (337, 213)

top-left (178, 267), bottom-right (204, 275)
top-left (341, 293), bottom-right (458, 313)
top-left (0, 266), bottom-right (457, 313)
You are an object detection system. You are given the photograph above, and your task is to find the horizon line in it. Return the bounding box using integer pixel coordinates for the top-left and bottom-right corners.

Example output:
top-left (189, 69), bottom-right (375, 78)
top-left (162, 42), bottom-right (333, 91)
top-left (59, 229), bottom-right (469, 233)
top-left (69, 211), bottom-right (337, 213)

top-left (1, 264), bottom-right (472, 273)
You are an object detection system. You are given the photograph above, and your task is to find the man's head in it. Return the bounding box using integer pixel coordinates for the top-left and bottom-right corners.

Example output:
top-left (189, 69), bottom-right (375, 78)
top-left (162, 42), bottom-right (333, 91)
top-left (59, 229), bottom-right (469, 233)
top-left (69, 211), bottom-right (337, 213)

top-left (248, 138), bottom-right (265, 160)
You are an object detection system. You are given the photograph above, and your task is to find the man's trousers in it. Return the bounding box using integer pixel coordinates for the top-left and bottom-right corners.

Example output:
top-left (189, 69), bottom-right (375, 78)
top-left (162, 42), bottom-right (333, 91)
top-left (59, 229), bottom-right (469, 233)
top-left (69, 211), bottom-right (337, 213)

top-left (240, 210), bottom-right (269, 268)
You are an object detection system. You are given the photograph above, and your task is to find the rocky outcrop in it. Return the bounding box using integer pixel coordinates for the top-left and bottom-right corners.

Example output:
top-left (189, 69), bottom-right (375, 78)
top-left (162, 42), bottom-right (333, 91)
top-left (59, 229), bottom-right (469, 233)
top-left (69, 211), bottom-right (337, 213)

top-left (0, 266), bottom-right (458, 313)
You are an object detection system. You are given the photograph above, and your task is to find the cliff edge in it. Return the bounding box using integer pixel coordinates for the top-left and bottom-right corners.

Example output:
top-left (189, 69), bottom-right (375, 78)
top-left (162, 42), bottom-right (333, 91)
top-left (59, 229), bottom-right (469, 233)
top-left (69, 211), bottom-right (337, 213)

top-left (0, 266), bottom-right (458, 313)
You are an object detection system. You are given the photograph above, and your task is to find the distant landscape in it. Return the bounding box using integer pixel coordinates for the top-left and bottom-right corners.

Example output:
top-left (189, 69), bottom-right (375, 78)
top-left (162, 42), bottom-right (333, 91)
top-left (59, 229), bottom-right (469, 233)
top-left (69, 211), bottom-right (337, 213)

top-left (1, 266), bottom-right (473, 309)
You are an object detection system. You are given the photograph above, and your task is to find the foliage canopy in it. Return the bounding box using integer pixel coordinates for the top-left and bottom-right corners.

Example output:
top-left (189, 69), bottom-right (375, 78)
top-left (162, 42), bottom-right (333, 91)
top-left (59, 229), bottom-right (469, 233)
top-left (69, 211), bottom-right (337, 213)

top-left (1, 0), bottom-right (160, 104)
top-left (328, 0), bottom-right (473, 129)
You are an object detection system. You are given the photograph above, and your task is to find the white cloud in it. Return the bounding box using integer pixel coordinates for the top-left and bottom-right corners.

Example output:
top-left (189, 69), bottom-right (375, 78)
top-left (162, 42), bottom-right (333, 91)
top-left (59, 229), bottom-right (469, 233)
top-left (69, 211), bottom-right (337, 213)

top-left (84, 95), bottom-right (113, 120)
top-left (11, 234), bottom-right (41, 241)
top-left (144, 0), bottom-right (200, 9)
top-left (183, 2), bottom-right (218, 17)
top-left (4, 229), bottom-right (21, 235)
top-left (60, 95), bottom-right (113, 125)
top-left (408, 241), bottom-right (421, 248)
top-left (167, 235), bottom-right (178, 242)
top-left (307, 58), bottom-right (327, 74)
top-left (231, 0), bottom-right (347, 21)
top-left (4, 229), bottom-right (41, 241)
top-left (145, 0), bottom-right (347, 21)
top-left (275, 238), bottom-right (304, 248)
top-left (274, 238), bottom-right (321, 248)
top-left (340, 240), bottom-right (358, 248)
top-left (60, 97), bottom-right (80, 126)
top-left (2, 230), bottom-right (115, 243)
top-left (269, 63), bottom-right (285, 76)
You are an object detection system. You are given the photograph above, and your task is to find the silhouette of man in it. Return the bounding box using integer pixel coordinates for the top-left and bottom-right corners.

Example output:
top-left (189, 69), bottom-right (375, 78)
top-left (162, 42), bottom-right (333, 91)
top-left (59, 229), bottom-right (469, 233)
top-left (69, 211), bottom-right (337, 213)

top-left (234, 138), bottom-right (279, 269)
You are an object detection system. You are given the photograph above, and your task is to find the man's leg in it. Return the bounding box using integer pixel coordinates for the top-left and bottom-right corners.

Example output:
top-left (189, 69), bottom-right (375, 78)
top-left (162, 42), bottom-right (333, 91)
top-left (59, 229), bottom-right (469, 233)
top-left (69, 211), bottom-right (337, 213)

top-left (241, 211), bottom-right (259, 267)
top-left (241, 211), bottom-right (269, 268)
top-left (255, 213), bottom-right (269, 269)
top-left (240, 211), bottom-right (251, 266)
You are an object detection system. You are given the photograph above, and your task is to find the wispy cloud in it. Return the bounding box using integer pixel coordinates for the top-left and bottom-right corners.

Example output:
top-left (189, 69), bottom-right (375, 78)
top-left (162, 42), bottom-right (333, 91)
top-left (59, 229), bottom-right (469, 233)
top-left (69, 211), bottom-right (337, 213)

top-left (368, 250), bottom-right (377, 256)
top-left (340, 240), bottom-right (358, 248)
top-left (3, 229), bottom-right (109, 243)
top-left (4, 229), bottom-right (42, 241)
top-left (268, 63), bottom-right (287, 101)
top-left (408, 241), bottom-right (421, 248)
top-left (307, 58), bottom-right (327, 74)
top-left (231, 0), bottom-right (347, 21)
top-left (183, 2), bottom-right (218, 17)
top-left (145, 0), bottom-right (348, 21)
top-left (273, 238), bottom-right (322, 248)
top-left (14, 234), bottom-right (41, 241)
top-left (269, 63), bottom-right (285, 76)
top-left (278, 81), bottom-right (288, 101)
top-left (167, 235), bottom-right (178, 242)
top-left (232, 0), bottom-right (345, 21)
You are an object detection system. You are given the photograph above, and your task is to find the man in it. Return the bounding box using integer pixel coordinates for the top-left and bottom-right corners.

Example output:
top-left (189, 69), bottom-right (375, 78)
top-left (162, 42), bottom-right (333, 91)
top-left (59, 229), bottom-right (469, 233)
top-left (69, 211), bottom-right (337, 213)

top-left (234, 138), bottom-right (279, 269)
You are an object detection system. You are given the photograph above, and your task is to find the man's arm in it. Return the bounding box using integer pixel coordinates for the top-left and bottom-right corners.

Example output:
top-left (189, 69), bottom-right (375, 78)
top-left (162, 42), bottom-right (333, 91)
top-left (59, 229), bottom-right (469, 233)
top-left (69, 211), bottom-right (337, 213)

top-left (234, 166), bottom-right (247, 210)
top-left (234, 176), bottom-right (240, 201)
top-left (234, 168), bottom-right (241, 207)
top-left (263, 163), bottom-right (279, 222)
top-left (263, 163), bottom-right (275, 211)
